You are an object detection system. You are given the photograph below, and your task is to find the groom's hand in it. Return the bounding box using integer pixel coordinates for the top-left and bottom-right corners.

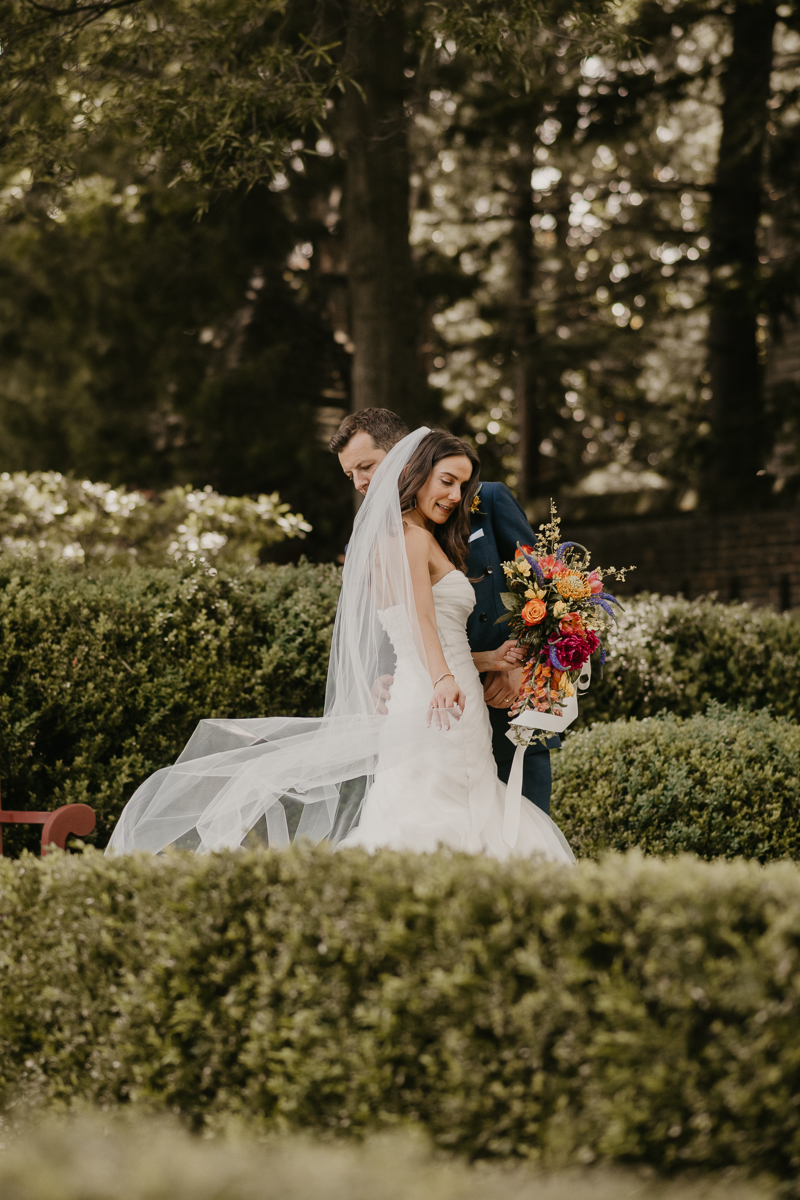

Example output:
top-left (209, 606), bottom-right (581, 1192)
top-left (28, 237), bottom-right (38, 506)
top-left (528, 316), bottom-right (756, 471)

top-left (484, 667), bottom-right (523, 709)
top-left (471, 640), bottom-right (525, 674)
top-left (371, 673), bottom-right (394, 714)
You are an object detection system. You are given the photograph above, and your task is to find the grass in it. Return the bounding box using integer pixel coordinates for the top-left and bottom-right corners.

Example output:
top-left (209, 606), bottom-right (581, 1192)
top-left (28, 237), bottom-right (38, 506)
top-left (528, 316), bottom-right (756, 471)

top-left (0, 1116), bottom-right (776, 1200)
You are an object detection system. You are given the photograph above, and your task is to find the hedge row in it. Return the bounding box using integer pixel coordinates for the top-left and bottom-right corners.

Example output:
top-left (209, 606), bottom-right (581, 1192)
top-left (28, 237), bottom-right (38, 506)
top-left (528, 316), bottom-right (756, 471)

top-left (0, 1117), bottom-right (767, 1200)
top-left (0, 555), bottom-right (340, 849)
top-left (579, 592), bottom-right (800, 725)
top-left (2, 554), bottom-right (800, 850)
top-left (2, 848), bottom-right (800, 1188)
top-left (553, 705), bottom-right (800, 862)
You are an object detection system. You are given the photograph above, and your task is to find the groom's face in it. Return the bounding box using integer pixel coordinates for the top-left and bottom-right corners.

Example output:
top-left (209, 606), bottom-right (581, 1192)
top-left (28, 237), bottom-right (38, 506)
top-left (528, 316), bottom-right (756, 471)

top-left (338, 431), bottom-right (388, 496)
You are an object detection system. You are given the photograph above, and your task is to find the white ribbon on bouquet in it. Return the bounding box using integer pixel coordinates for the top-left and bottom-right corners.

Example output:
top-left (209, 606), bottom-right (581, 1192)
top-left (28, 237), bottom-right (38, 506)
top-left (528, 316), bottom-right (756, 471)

top-left (502, 659), bottom-right (592, 848)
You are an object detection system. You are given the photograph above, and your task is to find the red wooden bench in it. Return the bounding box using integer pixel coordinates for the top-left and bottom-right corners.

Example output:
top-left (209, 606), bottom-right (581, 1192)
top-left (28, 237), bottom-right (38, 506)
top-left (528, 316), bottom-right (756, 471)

top-left (0, 784), bottom-right (96, 855)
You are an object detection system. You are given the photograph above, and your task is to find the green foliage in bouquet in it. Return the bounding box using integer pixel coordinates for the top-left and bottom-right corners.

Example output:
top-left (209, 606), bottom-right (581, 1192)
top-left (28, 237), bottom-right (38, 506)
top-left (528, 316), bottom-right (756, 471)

top-left (0, 472), bottom-right (311, 568)
top-left (554, 705), bottom-right (800, 861)
top-left (2, 847), bottom-right (800, 1191)
top-left (0, 556), bottom-right (340, 850)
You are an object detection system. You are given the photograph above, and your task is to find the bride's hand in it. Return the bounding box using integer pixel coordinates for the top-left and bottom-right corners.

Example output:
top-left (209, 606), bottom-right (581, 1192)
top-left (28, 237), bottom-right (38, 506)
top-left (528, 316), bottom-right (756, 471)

top-left (370, 673), bottom-right (394, 715)
top-left (427, 674), bottom-right (466, 730)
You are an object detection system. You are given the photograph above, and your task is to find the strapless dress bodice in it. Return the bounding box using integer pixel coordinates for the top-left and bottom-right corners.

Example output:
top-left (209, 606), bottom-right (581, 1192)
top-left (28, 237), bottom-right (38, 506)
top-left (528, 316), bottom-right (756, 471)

top-left (378, 569), bottom-right (476, 672)
top-left (432, 569), bottom-right (476, 628)
top-left (431, 570), bottom-right (477, 665)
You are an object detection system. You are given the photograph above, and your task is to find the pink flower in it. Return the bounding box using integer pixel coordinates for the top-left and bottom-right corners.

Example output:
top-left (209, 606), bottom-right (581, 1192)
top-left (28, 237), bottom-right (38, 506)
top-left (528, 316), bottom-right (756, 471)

top-left (539, 554), bottom-right (569, 580)
top-left (553, 630), bottom-right (600, 671)
top-left (559, 612), bottom-right (584, 635)
top-left (588, 570), bottom-right (603, 595)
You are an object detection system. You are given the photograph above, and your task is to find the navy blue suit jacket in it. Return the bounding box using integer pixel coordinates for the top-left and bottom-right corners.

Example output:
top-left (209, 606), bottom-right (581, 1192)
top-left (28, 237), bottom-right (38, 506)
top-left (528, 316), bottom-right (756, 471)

top-left (466, 482), bottom-right (534, 654)
top-left (466, 482), bottom-right (560, 762)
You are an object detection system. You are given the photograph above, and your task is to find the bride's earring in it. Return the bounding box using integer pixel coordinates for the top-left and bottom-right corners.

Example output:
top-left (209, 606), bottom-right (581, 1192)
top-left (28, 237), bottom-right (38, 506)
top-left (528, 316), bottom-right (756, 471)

top-left (411, 497), bottom-right (417, 509)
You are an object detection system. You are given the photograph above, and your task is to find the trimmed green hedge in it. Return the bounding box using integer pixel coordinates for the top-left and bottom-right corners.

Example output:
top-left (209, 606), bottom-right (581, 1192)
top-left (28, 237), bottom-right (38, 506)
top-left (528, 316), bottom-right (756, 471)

top-left (554, 705), bottom-right (800, 861)
top-left (2, 556), bottom-right (800, 852)
top-left (3, 848), bottom-right (800, 1188)
top-left (0, 556), bottom-right (340, 850)
top-left (0, 1117), bottom-right (768, 1200)
top-left (579, 593), bottom-right (800, 726)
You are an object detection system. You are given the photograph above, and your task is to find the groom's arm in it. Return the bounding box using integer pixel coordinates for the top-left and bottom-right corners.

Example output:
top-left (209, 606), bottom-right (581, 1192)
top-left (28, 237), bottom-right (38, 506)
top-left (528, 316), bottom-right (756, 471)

top-left (481, 484), bottom-right (534, 709)
top-left (490, 483), bottom-right (538, 566)
top-left (487, 485), bottom-right (562, 748)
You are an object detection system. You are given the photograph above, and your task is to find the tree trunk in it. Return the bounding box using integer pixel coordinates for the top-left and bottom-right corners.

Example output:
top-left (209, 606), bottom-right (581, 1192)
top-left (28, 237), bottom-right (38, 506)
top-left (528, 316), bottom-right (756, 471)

top-left (510, 128), bottom-right (539, 511)
top-left (336, 1), bottom-right (424, 420)
top-left (705, 0), bottom-right (777, 509)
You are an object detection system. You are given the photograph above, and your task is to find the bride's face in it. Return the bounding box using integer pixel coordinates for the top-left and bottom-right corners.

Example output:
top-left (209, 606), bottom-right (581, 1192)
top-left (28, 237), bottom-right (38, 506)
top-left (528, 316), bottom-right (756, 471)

top-left (415, 454), bottom-right (473, 525)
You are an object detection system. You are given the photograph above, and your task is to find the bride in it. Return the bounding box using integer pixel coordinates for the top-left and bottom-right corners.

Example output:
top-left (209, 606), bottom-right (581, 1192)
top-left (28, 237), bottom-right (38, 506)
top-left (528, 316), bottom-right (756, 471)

top-left (107, 428), bottom-right (574, 864)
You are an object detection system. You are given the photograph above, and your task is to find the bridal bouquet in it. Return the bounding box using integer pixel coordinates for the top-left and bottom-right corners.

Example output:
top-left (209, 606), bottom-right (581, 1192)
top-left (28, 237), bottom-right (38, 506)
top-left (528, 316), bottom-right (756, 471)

top-left (498, 502), bottom-right (632, 725)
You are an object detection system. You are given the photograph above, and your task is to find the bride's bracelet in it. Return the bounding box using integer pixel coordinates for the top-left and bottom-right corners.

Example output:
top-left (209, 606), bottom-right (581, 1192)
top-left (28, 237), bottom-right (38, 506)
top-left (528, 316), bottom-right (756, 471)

top-left (432, 671), bottom-right (455, 688)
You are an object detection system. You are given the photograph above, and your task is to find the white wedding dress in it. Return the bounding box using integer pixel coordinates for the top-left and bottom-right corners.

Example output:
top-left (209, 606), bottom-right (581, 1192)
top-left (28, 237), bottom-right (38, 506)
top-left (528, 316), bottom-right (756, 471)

top-left (106, 428), bottom-right (574, 864)
top-left (340, 569), bottom-right (574, 863)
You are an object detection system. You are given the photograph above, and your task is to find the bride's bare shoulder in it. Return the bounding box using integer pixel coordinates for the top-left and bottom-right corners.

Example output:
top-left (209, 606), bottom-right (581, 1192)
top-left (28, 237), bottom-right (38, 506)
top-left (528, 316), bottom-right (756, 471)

top-left (402, 521), bottom-right (435, 559)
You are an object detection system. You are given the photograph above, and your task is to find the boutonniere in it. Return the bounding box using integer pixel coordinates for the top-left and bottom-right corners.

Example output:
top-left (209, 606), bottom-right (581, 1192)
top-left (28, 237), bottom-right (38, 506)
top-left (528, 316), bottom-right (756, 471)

top-left (469, 483), bottom-right (483, 515)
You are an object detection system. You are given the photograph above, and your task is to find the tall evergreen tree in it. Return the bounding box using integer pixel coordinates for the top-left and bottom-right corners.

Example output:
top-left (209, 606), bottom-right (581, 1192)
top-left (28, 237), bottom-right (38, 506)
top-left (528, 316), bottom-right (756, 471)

top-left (412, 0), bottom-right (800, 512)
top-left (0, 0), bottom-right (626, 428)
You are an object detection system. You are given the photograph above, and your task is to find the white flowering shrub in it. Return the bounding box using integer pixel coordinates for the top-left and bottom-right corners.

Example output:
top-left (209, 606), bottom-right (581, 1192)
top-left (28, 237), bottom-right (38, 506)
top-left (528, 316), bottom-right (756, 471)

top-left (579, 592), bottom-right (800, 724)
top-left (0, 472), bottom-right (311, 567)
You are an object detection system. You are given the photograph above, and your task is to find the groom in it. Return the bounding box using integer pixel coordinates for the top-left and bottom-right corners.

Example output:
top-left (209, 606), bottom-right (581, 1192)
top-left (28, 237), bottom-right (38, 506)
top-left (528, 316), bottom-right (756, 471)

top-left (329, 408), bottom-right (559, 816)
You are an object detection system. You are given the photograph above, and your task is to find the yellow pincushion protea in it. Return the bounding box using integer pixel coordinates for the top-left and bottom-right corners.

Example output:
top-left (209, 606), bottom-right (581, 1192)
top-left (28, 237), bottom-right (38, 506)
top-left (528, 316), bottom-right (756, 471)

top-left (555, 572), bottom-right (591, 601)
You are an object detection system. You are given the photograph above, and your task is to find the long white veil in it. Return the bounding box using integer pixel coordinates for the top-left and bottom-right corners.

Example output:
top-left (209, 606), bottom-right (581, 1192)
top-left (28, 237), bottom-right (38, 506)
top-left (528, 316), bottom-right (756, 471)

top-left (107, 427), bottom-right (433, 855)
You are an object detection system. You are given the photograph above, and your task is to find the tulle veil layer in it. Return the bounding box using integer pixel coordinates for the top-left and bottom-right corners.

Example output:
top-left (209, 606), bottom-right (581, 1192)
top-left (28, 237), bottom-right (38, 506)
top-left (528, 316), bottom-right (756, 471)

top-left (107, 428), bottom-right (434, 855)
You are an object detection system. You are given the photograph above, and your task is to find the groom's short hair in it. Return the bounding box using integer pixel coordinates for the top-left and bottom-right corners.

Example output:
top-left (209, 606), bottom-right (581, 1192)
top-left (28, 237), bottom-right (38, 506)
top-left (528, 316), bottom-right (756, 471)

top-left (328, 408), bottom-right (410, 455)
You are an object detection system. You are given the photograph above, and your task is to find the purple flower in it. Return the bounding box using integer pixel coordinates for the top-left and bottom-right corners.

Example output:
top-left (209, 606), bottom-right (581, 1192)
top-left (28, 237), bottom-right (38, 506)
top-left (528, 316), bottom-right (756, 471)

top-left (549, 644), bottom-right (566, 671)
top-left (556, 540), bottom-right (588, 562)
top-left (551, 630), bottom-right (600, 671)
top-left (588, 596), bottom-right (616, 618)
top-left (522, 552), bottom-right (546, 587)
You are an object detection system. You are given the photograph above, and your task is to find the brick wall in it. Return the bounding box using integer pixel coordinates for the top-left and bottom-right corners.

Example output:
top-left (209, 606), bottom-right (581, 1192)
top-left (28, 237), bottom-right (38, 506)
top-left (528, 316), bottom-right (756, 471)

top-left (567, 511), bottom-right (800, 610)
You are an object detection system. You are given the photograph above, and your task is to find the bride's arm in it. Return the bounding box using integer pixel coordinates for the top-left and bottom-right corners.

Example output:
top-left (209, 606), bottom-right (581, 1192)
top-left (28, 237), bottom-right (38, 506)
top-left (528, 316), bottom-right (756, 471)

top-left (405, 526), bottom-right (467, 712)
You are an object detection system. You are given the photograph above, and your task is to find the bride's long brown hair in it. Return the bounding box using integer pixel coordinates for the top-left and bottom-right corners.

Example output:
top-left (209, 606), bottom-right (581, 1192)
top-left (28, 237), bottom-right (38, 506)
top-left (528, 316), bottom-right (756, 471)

top-left (398, 430), bottom-right (480, 573)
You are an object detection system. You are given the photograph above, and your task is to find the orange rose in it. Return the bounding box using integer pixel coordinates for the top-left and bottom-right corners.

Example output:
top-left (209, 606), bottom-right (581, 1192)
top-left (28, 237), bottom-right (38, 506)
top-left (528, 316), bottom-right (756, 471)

top-left (514, 544), bottom-right (535, 560)
top-left (521, 598), bottom-right (547, 625)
